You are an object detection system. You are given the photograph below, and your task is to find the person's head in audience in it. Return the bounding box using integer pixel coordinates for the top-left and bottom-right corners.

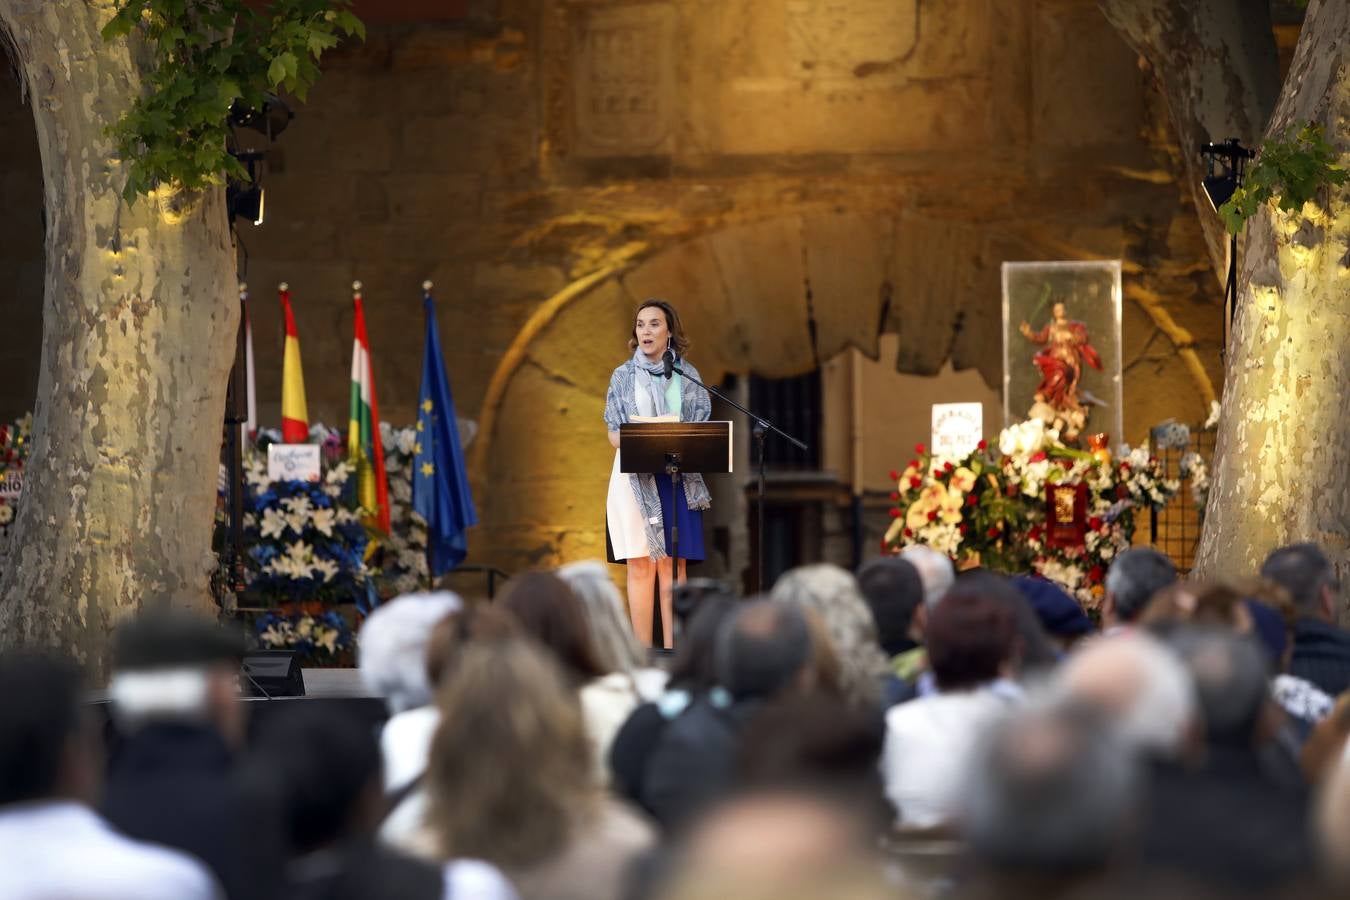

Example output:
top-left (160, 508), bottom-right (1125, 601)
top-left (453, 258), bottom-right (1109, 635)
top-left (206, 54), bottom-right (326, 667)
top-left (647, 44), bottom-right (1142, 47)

top-left (1138, 581), bottom-right (1254, 637)
top-left (1011, 575), bottom-right (1094, 653)
top-left (498, 570), bottom-right (609, 687)
top-left (770, 564), bottom-right (890, 707)
top-left (715, 600), bottom-right (814, 702)
top-left (423, 603), bottom-right (520, 690)
top-left (358, 591), bottom-right (462, 713)
top-left (1102, 547), bottom-right (1177, 629)
top-left (424, 639), bottom-right (592, 868)
top-left (666, 591), bottom-right (738, 695)
top-left (109, 608), bottom-right (248, 747)
top-left (1164, 625), bottom-right (1273, 748)
top-left (1262, 542), bottom-right (1340, 623)
top-left (738, 691), bottom-right (888, 830)
top-left (1240, 578), bottom-right (1298, 673)
top-left (557, 560), bottom-right (647, 675)
top-left (899, 545), bottom-right (956, 610)
top-left (946, 572), bottom-right (1057, 680)
top-left (659, 790), bottom-right (891, 900)
top-left (924, 583), bottom-right (1020, 692)
top-left (856, 557), bottom-right (926, 657)
top-left (0, 653), bottom-right (97, 809)
top-left (250, 705), bottom-right (385, 857)
top-left (1054, 632), bottom-right (1195, 758)
top-left (964, 704), bottom-right (1139, 880)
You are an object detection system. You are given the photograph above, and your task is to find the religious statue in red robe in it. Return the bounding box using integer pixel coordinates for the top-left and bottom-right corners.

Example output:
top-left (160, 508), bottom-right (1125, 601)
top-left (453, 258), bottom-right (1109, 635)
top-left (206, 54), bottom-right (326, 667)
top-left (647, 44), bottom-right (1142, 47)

top-left (1019, 302), bottom-right (1102, 428)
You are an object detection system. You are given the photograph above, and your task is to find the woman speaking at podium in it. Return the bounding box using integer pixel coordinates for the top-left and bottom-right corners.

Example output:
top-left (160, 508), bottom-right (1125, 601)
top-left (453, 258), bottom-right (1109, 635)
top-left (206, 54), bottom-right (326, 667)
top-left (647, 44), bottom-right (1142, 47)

top-left (604, 299), bottom-right (711, 648)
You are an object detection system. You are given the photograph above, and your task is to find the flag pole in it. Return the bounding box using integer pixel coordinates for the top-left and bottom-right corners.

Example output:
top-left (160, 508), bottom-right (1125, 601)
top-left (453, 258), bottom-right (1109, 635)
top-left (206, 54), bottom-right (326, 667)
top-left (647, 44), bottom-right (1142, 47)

top-left (421, 278), bottom-right (434, 591)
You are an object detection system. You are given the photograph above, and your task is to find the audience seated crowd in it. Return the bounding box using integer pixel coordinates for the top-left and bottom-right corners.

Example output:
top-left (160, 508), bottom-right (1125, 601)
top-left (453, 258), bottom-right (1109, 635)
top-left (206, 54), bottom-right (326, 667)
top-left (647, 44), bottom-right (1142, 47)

top-left (13, 540), bottom-right (1350, 899)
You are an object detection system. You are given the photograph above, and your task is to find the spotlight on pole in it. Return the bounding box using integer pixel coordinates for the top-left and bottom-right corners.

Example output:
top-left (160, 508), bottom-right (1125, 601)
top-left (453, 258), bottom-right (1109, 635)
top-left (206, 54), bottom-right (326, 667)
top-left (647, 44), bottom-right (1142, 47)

top-left (228, 94), bottom-right (293, 141)
top-left (1198, 137), bottom-right (1256, 357)
top-left (1199, 138), bottom-right (1255, 212)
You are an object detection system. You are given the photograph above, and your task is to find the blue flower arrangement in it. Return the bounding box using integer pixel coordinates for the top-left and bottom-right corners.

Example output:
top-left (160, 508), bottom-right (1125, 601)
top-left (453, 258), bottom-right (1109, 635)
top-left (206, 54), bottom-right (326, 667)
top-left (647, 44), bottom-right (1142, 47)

top-left (253, 608), bottom-right (355, 665)
top-left (240, 428), bottom-right (372, 608)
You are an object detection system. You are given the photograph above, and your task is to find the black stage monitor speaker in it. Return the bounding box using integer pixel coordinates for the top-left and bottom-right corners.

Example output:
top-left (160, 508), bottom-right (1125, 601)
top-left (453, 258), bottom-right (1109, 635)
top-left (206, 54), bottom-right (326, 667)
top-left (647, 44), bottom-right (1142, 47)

top-left (241, 650), bottom-right (305, 698)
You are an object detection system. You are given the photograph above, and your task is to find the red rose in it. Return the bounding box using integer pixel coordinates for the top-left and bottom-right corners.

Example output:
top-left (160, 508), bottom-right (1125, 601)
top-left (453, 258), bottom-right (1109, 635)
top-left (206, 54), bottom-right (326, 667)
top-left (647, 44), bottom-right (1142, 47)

top-left (933, 469), bottom-right (943, 479)
top-left (958, 523), bottom-right (968, 534)
top-left (903, 528), bottom-right (913, 537)
top-left (927, 510), bottom-right (938, 522)
top-left (881, 539), bottom-right (891, 554)
top-left (1088, 516), bottom-right (1103, 531)
top-left (1088, 565), bottom-right (1104, 582)
top-left (943, 462), bottom-right (954, 473)
top-left (909, 476), bottom-right (922, 488)
top-left (915, 443), bottom-right (926, 455)
top-left (908, 459), bottom-right (919, 470)
top-left (890, 491), bottom-right (900, 500)
top-left (889, 470), bottom-right (900, 481)
top-left (889, 507), bottom-right (901, 518)
top-left (1029, 451), bottom-right (1047, 463)
top-left (977, 439), bottom-right (987, 450)
top-left (987, 526), bottom-right (1000, 538)
top-left (1120, 461), bottom-right (1131, 471)
top-left (966, 494), bottom-right (979, 506)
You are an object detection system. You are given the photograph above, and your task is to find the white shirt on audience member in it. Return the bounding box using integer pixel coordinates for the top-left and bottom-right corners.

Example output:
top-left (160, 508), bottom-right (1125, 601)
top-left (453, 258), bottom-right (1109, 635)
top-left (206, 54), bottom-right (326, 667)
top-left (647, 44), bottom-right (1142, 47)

top-left (0, 801), bottom-right (220, 900)
top-left (881, 687), bottom-right (1017, 830)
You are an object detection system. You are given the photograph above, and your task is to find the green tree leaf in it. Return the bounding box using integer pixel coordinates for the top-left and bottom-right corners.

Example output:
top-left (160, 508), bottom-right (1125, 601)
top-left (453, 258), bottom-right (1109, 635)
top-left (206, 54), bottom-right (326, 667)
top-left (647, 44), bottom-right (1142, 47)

top-left (1214, 123), bottom-right (1346, 233)
top-left (102, 0), bottom-right (364, 201)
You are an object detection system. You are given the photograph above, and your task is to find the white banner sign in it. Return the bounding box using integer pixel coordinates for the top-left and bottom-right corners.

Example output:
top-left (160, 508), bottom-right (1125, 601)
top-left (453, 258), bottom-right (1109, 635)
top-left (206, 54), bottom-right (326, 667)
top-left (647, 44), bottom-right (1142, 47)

top-left (931, 403), bottom-right (983, 458)
top-left (267, 444), bottom-right (322, 483)
top-left (0, 469), bottom-right (21, 501)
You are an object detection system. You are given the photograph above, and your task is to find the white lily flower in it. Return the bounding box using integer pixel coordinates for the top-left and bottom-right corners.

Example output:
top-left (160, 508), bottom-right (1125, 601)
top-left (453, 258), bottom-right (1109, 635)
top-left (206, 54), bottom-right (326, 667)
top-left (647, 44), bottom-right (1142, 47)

top-left (310, 507), bottom-right (335, 537)
top-left (259, 508), bottom-right (288, 540)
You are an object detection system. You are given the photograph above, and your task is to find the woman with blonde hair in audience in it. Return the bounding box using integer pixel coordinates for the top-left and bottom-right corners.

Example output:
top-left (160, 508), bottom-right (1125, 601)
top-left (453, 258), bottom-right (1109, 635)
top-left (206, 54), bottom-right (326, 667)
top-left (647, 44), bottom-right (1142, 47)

top-left (771, 564), bottom-right (894, 709)
top-left (416, 639), bottom-right (654, 900)
top-left (557, 559), bottom-right (667, 700)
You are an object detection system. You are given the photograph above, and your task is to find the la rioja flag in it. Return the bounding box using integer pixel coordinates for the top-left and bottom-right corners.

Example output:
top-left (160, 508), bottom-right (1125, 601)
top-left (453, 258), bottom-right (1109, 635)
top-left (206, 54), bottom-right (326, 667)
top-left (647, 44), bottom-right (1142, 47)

top-left (347, 282), bottom-right (391, 532)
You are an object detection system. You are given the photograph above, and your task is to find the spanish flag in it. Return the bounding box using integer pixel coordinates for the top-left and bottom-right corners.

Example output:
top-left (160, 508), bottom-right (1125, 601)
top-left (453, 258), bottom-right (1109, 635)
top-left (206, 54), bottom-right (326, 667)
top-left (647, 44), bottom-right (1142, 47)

top-left (347, 282), bottom-right (391, 532)
top-left (279, 283), bottom-right (309, 443)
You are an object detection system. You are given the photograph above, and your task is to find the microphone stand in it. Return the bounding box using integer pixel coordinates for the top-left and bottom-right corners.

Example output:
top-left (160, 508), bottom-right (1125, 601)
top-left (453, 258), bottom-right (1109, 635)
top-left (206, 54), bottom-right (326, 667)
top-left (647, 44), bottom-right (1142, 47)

top-left (668, 361), bottom-right (807, 594)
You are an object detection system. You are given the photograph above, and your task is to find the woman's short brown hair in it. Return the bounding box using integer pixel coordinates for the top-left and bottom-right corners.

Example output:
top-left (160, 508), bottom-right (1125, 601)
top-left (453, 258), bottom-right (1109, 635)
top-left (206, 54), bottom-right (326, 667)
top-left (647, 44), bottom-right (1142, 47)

top-left (629, 298), bottom-right (691, 356)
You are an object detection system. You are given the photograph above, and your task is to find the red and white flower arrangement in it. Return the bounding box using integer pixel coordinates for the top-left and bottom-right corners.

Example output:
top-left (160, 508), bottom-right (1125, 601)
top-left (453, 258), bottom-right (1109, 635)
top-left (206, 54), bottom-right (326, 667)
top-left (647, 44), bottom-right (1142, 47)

top-left (883, 419), bottom-right (1179, 612)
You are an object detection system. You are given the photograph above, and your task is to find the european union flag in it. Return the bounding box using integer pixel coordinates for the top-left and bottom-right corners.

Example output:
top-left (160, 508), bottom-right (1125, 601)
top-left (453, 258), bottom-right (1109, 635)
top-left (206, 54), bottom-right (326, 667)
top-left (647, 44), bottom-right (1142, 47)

top-left (412, 291), bottom-right (478, 576)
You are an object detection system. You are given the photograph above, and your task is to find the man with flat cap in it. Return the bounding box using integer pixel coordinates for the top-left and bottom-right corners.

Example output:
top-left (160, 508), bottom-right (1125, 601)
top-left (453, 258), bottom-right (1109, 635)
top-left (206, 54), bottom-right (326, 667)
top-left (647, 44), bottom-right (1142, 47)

top-left (103, 608), bottom-right (282, 900)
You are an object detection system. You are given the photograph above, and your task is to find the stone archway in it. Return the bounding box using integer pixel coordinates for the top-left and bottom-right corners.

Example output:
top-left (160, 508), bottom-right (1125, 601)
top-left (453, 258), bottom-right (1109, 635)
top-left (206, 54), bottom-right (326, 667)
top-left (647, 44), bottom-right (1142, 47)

top-left (470, 212), bottom-right (1217, 575)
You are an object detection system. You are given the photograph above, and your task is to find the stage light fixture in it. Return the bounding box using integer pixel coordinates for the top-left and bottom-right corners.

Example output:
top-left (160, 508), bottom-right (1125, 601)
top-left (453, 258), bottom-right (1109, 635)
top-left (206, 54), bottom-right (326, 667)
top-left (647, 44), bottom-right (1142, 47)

top-left (228, 93), bottom-right (293, 141)
top-left (1199, 138), bottom-right (1254, 212)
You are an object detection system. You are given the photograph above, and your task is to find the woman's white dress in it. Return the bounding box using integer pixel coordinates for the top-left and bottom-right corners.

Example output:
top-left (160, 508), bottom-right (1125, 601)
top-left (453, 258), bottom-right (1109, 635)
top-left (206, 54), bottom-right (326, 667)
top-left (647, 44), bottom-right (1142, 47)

top-left (605, 450), bottom-right (651, 561)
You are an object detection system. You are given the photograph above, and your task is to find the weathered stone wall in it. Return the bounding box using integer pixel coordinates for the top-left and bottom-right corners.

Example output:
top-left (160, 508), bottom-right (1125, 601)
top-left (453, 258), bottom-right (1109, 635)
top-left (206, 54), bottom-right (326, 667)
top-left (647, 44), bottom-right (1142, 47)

top-left (0, 0), bottom-right (1226, 583)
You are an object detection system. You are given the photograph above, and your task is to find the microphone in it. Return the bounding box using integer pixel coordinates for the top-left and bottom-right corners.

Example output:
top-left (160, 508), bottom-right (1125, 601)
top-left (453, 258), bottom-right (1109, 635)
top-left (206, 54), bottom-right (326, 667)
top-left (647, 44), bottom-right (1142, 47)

top-left (662, 347), bottom-right (674, 379)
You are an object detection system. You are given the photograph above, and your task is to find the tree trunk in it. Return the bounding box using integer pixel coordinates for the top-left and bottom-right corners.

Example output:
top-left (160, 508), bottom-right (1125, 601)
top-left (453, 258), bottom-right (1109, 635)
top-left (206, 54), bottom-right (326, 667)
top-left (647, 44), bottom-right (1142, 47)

top-left (1192, 0), bottom-right (1350, 599)
top-left (1097, 0), bottom-right (1281, 278)
top-left (0, 2), bottom-right (237, 676)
